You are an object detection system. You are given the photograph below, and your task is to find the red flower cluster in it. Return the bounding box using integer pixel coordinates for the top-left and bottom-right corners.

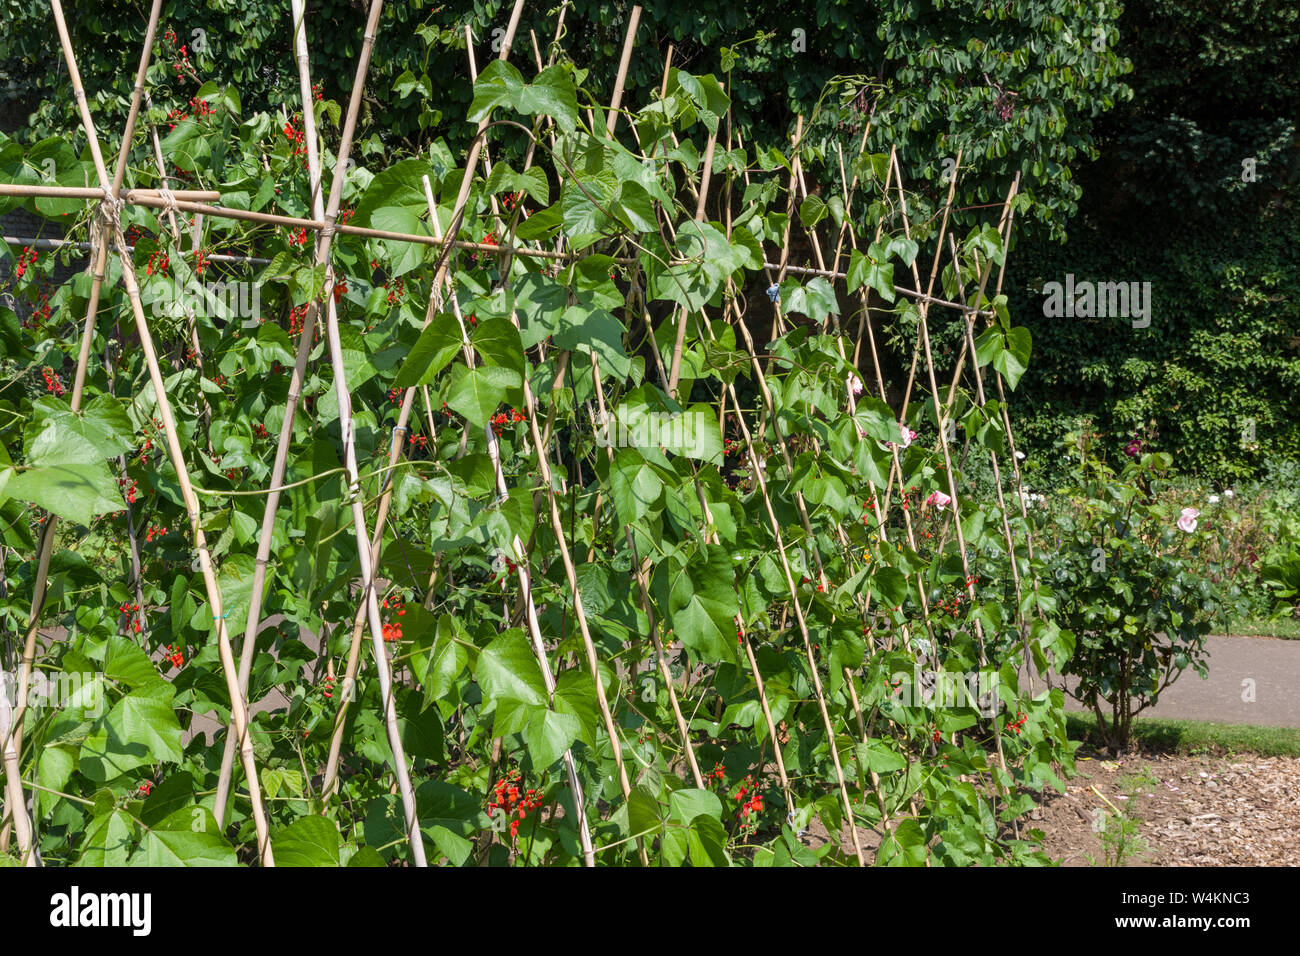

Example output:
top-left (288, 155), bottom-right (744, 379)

top-left (253, 423), bottom-right (268, 440)
top-left (21, 283), bottom-right (53, 329)
top-left (1009, 711), bottom-right (1028, 735)
top-left (500, 192), bottom-right (531, 219)
top-left (384, 277), bottom-right (405, 305)
top-left (492, 555), bottom-right (519, 588)
top-left (193, 248), bottom-right (209, 277)
top-left (860, 496), bottom-right (879, 526)
top-left (322, 674), bottom-right (336, 699)
top-left (733, 774), bottom-right (764, 831)
top-left (13, 245), bottom-right (37, 280)
top-left (119, 600), bottom-right (143, 633)
top-left (933, 575), bottom-right (980, 619)
top-left (41, 367), bottom-right (65, 396)
top-left (165, 97), bottom-right (216, 130)
top-left (163, 28), bottom-right (191, 77)
top-left (145, 524), bottom-right (168, 543)
top-left (381, 596), bottom-right (406, 643)
top-left (471, 231), bottom-right (498, 264)
top-left (282, 116), bottom-right (307, 157)
top-left (487, 769), bottom-right (543, 841)
top-left (288, 302), bottom-right (311, 337)
top-left (146, 250), bottom-right (170, 276)
top-left (288, 227), bottom-right (308, 246)
top-left (138, 780), bottom-right (155, 797)
top-left (332, 279), bottom-right (347, 303)
top-left (165, 643), bottom-right (183, 669)
top-left (490, 408), bottom-right (525, 437)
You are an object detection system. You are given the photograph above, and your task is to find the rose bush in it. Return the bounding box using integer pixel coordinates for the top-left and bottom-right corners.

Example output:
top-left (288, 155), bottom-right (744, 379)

top-left (1036, 432), bottom-right (1235, 752)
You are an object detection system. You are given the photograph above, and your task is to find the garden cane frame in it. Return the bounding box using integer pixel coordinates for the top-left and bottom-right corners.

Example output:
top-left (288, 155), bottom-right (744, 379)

top-left (0, 0), bottom-right (1053, 867)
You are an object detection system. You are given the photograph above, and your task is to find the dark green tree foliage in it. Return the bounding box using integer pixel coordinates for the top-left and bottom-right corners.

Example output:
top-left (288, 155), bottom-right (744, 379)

top-left (0, 0), bottom-right (1130, 242)
top-left (1006, 0), bottom-right (1300, 483)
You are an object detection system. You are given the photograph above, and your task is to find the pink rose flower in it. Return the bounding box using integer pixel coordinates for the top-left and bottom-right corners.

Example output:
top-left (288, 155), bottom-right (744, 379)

top-left (926, 491), bottom-right (952, 509)
top-left (848, 374), bottom-right (864, 397)
top-left (1177, 507), bottom-right (1200, 533)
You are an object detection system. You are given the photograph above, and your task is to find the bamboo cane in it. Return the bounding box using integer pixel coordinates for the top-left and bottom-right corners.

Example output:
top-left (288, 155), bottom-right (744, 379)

top-left (588, 358), bottom-right (704, 789)
top-left (898, 157), bottom-right (1014, 815)
top-left (401, 187), bottom-right (598, 863)
top-left (604, 6), bottom-right (641, 137)
top-left (43, 0), bottom-right (278, 864)
top-left (0, 184), bottom-right (219, 200)
top-left (1, 0), bottom-right (172, 868)
top-left (315, 2), bottom-right (430, 868)
top-left (211, 0), bottom-right (330, 820)
top-left (207, 0), bottom-right (432, 867)
top-left (211, 0), bottom-right (383, 829)
top-left (314, 0), bottom-right (532, 812)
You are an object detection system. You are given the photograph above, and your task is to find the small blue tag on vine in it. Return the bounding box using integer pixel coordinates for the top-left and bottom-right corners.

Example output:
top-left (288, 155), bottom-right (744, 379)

top-left (766, 283), bottom-right (780, 302)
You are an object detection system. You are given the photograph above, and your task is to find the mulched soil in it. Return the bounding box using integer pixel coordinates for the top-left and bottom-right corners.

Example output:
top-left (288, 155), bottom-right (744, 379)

top-left (1034, 749), bottom-right (1300, 866)
top-left (799, 747), bottom-right (1299, 865)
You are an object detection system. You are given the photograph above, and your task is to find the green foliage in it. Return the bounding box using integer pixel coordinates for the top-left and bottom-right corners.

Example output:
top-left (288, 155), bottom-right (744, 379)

top-left (1037, 435), bottom-right (1235, 751)
top-left (0, 13), bottom-right (1080, 868)
top-left (0, 0), bottom-right (1132, 244)
top-left (1088, 795), bottom-right (1149, 867)
top-left (1007, 0), bottom-right (1300, 483)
